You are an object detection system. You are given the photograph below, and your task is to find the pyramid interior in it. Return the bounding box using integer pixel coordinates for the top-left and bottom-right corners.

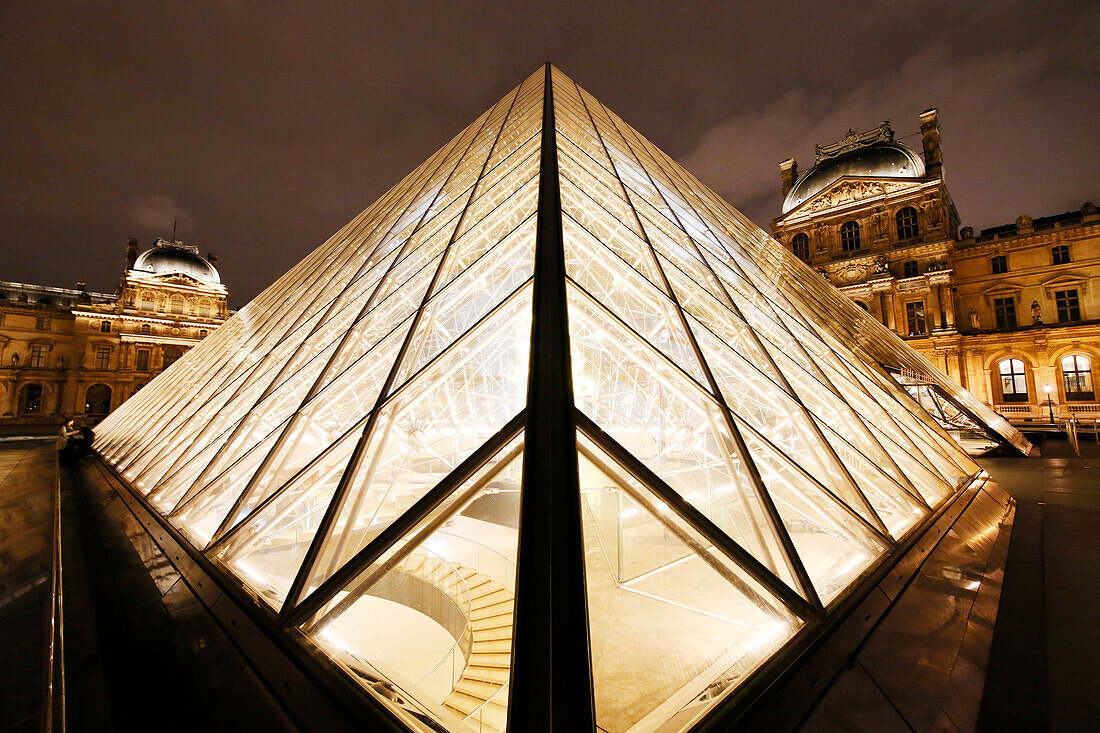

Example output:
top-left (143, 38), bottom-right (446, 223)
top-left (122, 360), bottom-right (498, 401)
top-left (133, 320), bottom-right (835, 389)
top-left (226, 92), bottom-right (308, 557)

top-left (92, 66), bottom-right (1019, 733)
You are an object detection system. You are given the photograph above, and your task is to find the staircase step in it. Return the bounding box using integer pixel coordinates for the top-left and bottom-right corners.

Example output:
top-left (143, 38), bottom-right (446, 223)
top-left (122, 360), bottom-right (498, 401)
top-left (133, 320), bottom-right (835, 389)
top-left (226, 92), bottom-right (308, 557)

top-left (464, 665), bottom-right (509, 685)
top-left (470, 613), bottom-right (513, 632)
top-left (473, 626), bottom-right (512, 642)
top-left (470, 600), bottom-right (513, 620)
top-left (443, 698), bottom-right (507, 729)
top-left (471, 588), bottom-right (511, 608)
top-left (454, 677), bottom-right (504, 700)
top-left (466, 652), bottom-right (510, 668)
top-left (472, 639), bottom-right (512, 654)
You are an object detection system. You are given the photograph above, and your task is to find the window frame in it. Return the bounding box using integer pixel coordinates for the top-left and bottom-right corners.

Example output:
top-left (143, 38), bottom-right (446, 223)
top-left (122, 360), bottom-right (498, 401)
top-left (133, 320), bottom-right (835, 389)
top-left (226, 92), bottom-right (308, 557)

top-left (93, 345), bottom-right (111, 370)
top-left (991, 255), bottom-right (1008, 274)
top-left (1055, 289), bottom-right (1081, 322)
top-left (1052, 244), bottom-right (1070, 265)
top-left (993, 297), bottom-right (1018, 329)
top-left (895, 206), bottom-right (919, 240)
top-left (905, 300), bottom-right (927, 335)
top-left (998, 358), bottom-right (1029, 403)
top-left (29, 344), bottom-right (48, 368)
top-left (840, 220), bottom-right (861, 252)
top-left (791, 232), bottom-right (809, 261)
top-left (1061, 354), bottom-right (1094, 401)
top-left (903, 260), bottom-right (919, 278)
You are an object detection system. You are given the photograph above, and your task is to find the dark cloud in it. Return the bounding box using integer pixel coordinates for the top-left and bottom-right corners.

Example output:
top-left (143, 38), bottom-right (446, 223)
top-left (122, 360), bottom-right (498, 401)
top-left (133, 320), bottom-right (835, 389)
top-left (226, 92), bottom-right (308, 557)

top-left (1, 1), bottom-right (1096, 306)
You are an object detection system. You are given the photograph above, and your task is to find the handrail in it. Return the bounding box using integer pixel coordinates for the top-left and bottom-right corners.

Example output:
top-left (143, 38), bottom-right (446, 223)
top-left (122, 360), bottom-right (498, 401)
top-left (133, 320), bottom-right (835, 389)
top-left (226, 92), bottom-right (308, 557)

top-left (45, 451), bottom-right (65, 733)
top-left (407, 547), bottom-right (474, 689)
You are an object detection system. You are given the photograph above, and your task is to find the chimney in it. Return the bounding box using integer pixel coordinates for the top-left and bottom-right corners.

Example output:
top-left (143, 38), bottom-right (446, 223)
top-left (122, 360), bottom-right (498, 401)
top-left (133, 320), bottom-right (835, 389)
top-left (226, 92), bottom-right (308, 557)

top-left (919, 108), bottom-right (943, 178)
top-left (75, 281), bottom-right (86, 291)
top-left (780, 158), bottom-right (798, 198)
top-left (126, 238), bottom-right (139, 269)
top-left (207, 252), bottom-right (218, 265)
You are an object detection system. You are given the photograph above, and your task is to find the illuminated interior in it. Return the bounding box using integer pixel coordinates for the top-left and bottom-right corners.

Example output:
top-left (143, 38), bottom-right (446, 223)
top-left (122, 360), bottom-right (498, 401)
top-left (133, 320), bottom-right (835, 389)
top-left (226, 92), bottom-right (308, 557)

top-left (92, 66), bottom-right (1004, 732)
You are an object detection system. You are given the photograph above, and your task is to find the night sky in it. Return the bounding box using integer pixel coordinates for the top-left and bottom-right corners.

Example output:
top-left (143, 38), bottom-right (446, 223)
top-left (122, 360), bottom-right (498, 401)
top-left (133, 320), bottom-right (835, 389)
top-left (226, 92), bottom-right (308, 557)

top-left (2, 2), bottom-right (1097, 307)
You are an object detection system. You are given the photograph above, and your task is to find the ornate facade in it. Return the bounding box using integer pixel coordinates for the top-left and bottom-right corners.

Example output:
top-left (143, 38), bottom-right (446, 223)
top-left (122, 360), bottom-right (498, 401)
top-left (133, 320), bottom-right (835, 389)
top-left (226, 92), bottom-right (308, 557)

top-left (0, 237), bottom-right (228, 431)
top-left (772, 111), bottom-right (1099, 423)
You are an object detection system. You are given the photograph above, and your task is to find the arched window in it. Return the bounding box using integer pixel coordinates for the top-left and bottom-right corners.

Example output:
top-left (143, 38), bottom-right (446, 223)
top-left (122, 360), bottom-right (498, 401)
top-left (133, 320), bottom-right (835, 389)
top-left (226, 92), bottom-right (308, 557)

top-left (141, 290), bottom-right (155, 310)
top-left (170, 294), bottom-right (185, 315)
top-left (1052, 244), bottom-right (1070, 265)
top-left (896, 206), bottom-right (919, 240)
top-left (855, 301), bottom-right (869, 311)
top-left (840, 221), bottom-right (861, 252)
top-left (1061, 354), bottom-right (1094, 401)
top-left (19, 383), bottom-right (44, 414)
top-left (196, 299), bottom-right (212, 318)
top-left (998, 358), bottom-right (1028, 402)
top-left (791, 233), bottom-right (809, 261)
top-left (140, 323), bottom-right (151, 335)
top-left (84, 384), bottom-right (112, 415)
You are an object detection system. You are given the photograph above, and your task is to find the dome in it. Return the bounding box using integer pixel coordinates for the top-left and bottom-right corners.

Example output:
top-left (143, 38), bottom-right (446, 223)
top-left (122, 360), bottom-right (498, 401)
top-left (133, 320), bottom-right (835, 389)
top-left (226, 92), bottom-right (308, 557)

top-left (132, 239), bottom-right (221, 285)
top-left (782, 142), bottom-right (926, 214)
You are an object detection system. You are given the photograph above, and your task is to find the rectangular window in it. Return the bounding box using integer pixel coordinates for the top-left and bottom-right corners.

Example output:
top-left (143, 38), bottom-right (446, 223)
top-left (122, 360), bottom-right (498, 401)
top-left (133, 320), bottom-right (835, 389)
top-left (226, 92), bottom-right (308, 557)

top-left (94, 346), bottom-right (110, 370)
top-left (29, 344), bottom-right (48, 368)
top-left (906, 301), bottom-right (927, 335)
top-left (993, 297), bottom-right (1017, 329)
top-left (903, 261), bottom-right (919, 278)
top-left (136, 348), bottom-right (150, 372)
top-left (36, 317), bottom-right (50, 331)
top-left (1052, 245), bottom-right (1070, 265)
top-left (1055, 289), bottom-right (1081, 322)
top-left (991, 255), bottom-right (1007, 274)
top-left (100, 320), bottom-right (111, 333)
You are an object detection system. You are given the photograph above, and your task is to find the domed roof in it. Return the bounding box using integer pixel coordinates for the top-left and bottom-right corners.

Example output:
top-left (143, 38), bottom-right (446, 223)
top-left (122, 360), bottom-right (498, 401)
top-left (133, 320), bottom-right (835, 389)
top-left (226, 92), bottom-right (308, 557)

top-left (781, 142), bottom-right (926, 214)
top-left (132, 239), bottom-right (221, 285)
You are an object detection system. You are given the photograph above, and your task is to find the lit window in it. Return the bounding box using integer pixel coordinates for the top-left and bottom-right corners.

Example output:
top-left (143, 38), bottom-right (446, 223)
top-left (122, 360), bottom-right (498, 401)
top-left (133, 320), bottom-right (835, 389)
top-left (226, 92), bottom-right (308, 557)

top-left (903, 260), bottom-right (918, 278)
top-left (30, 344), bottom-right (48, 368)
top-left (791, 233), bottom-right (809, 261)
top-left (998, 358), bottom-right (1028, 402)
top-left (141, 291), bottom-right (155, 310)
top-left (991, 255), bottom-right (1007, 274)
top-left (840, 221), bottom-right (861, 252)
top-left (136, 348), bottom-right (150, 372)
top-left (100, 320), bottom-right (111, 333)
top-left (1052, 245), bottom-right (1070, 265)
top-left (1055, 289), bottom-right (1081, 322)
top-left (170, 295), bottom-right (185, 315)
top-left (905, 301), bottom-right (926, 335)
top-left (896, 207), bottom-right (919, 240)
top-left (94, 346), bottom-right (110, 370)
top-left (1061, 354), bottom-right (1094, 401)
top-left (993, 297), bottom-right (1017, 329)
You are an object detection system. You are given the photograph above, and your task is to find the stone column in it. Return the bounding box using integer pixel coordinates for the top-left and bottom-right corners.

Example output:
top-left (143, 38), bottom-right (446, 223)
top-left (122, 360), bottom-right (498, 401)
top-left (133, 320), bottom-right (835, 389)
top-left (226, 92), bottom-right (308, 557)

top-left (928, 283), bottom-right (943, 331)
top-left (941, 284), bottom-right (956, 329)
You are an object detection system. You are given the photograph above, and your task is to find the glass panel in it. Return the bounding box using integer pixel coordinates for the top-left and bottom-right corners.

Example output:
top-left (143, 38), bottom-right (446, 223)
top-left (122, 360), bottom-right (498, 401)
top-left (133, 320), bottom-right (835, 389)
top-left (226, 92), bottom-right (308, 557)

top-left (567, 283), bottom-right (801, 593)
top-left (305, 439), bottom-right (523, 733)
top-left (303, 287), bottom-right (533, 596)
top-left (577, 438), bottom-right (800, 733)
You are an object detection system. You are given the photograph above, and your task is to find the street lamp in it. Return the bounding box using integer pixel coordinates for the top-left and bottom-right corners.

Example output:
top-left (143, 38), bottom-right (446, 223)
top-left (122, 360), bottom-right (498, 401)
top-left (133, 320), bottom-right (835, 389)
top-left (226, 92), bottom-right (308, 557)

top-left (1044, 384), bottom-right (1055, 424)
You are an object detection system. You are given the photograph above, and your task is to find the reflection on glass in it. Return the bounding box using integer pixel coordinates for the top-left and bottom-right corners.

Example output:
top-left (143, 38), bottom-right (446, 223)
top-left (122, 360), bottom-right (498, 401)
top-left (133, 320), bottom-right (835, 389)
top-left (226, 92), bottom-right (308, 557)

top-left (578, 438), bottom-right (799, 732)
top-left (307, 441), bottom-right (523, 733)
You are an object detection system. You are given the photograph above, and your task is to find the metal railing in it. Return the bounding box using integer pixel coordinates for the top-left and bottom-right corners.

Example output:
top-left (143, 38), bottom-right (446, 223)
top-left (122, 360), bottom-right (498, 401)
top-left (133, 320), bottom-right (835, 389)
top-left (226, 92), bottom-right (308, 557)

top-left (45, 452), bottom-right (66, 733)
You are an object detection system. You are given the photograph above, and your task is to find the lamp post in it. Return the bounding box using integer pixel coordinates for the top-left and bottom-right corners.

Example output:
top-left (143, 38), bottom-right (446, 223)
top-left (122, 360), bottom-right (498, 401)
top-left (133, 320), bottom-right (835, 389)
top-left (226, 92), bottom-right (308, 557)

top-left (1044, 384), bottom-right (1055, 424)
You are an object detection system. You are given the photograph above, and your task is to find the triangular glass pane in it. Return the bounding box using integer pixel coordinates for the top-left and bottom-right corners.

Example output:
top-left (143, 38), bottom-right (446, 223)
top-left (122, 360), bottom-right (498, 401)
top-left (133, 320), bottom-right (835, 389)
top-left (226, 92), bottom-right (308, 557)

top-left (577, 438), bottom-right (800, 733)
top-left (394, 217), bottom-right (537, 388)
top-left (567, 283), bottom-right (800, 593)
top-left (212, 426), bottom-right (365, 608)
top-left (733, 420), bottom-right (888, 605)
top-left (303, 287), bottom-right (533, 596)
top-left (302, 438), bottom-right (523, 733)
top-left (563, 215), bottom-right (708, 387)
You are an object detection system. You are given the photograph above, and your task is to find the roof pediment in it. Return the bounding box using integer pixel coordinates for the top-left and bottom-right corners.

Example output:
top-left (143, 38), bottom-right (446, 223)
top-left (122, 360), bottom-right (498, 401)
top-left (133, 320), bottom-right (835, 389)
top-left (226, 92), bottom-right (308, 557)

top-left (781, 175), bottom-right (929, 220)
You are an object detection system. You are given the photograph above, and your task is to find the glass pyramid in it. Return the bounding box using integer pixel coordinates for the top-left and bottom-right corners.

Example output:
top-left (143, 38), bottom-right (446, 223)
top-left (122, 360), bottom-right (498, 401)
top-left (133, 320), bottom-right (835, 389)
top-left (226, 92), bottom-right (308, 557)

top-left (93, 65), bottom-right (1027, 732)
